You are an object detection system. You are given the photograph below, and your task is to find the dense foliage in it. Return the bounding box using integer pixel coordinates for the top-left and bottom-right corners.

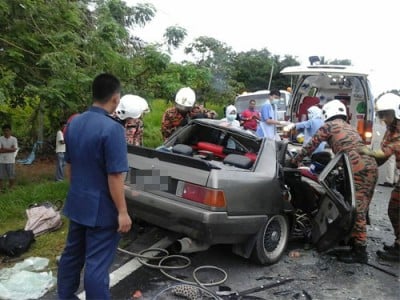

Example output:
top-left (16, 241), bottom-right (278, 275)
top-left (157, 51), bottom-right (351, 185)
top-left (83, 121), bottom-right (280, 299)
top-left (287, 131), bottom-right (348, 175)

top-left (1, 0), bottom-right (371, 152)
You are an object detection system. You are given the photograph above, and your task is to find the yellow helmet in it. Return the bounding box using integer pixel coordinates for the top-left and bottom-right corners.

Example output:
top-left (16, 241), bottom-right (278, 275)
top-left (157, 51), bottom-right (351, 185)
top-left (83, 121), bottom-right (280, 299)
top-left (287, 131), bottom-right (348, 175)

top-left (296, 133), bottom-right (305, 144)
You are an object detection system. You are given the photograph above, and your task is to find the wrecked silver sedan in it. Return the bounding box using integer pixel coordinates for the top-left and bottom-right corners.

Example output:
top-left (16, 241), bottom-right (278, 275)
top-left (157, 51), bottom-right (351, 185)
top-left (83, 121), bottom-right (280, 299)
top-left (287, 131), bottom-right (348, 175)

top-left (124, 119), bottom-right (356, 265)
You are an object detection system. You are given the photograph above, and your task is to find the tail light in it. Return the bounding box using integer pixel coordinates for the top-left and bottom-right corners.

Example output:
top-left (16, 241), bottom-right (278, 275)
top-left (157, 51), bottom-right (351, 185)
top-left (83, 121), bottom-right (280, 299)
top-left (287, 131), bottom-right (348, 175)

top-left (357, 119), bottom-right (372, 144)
top-left (176, 181), bottom-right (226, 208)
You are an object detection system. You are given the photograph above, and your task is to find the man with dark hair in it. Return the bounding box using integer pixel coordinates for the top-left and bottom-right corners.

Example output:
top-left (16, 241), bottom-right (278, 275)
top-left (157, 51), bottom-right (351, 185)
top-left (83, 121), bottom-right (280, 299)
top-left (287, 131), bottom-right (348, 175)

top-left (256, 89), bottom-right (286, 140)
top-left (0, 124), bottom-right (18, 190)
top-left (57, 73), bottom-right (132, 299)
top-left (241, 99), bottom-right (260, 132)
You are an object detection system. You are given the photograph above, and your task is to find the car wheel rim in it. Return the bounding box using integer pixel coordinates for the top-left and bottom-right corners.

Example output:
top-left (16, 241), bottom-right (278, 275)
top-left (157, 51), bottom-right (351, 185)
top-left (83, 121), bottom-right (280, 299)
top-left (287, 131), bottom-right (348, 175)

top-left (263, 215), bottom-right (288, 256)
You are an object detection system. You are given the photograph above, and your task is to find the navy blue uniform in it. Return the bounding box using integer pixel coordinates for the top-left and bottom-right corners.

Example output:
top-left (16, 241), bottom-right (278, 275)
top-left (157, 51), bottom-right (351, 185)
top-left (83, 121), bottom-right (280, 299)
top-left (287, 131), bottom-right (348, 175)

top-left (57, 106), bottom-right (128, 299)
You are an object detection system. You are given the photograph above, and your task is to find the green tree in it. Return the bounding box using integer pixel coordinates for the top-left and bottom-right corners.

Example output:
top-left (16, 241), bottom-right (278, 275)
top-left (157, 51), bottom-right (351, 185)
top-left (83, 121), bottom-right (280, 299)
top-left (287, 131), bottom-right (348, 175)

top-left (231, 50), bottom-right (299, 92)
top-left (163, 26), bottom-right (187, 52)
top-left (184, 36), bottom-right (238, 105)
top-left (0, 0), bottom-right (157, 146)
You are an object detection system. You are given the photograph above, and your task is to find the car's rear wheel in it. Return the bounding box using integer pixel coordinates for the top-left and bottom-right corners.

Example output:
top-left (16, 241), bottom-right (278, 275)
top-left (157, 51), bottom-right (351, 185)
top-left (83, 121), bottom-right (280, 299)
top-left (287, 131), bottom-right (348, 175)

top-left (251, 214), bottom-right (289, 265)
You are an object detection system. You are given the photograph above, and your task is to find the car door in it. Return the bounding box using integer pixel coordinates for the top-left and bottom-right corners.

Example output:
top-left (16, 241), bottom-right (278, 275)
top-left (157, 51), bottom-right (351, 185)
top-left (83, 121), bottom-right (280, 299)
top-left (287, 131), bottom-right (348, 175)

top-left (310, 152), bottom-right (356, 252)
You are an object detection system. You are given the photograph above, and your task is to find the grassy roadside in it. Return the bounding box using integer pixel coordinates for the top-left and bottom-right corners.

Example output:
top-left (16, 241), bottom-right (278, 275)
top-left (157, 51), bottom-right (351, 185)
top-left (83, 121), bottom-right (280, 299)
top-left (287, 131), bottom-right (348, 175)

top-left (0, 159), bottom-right (69, 270)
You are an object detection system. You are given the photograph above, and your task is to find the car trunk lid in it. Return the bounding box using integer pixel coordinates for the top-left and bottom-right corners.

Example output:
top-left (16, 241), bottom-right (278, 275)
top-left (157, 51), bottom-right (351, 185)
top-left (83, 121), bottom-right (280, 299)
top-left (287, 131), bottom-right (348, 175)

top-left (126, 145), bottom-right (229, 210)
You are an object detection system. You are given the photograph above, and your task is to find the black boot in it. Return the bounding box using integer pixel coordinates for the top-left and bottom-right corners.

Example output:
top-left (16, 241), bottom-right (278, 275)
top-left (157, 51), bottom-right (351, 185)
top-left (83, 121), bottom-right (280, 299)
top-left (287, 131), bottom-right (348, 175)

top-left (337, 245), bottom-right (368, 264)
top-left (377, 244), bottom-right (400, 262)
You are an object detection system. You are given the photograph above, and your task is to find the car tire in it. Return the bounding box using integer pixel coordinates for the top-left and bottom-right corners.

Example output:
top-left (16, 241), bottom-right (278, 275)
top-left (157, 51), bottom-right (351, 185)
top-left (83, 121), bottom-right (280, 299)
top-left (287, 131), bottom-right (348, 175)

top-left (251, 214), bottom-right (289, 265)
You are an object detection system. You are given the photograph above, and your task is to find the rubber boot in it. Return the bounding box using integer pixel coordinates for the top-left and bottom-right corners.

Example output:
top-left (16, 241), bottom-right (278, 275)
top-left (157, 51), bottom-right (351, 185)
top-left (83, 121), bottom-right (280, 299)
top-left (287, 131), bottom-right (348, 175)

top-left (337, 244), bottom-right (368, 264)
top-left (377, 244), bottom-right (400, 262)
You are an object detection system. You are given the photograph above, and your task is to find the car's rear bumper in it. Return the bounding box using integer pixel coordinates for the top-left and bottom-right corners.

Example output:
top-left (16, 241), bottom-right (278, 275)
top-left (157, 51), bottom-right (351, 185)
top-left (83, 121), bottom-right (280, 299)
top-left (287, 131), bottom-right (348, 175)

top-left (124, 185), bottom-right (268, 244)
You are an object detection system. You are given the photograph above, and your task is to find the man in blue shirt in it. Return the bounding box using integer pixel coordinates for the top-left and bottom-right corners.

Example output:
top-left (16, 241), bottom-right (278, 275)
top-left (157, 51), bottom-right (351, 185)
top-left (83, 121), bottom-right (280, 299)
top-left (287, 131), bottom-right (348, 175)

top-left (57, 73), bottom-right (132, 300)
top-left (256, 89), bottom-right (286, 140)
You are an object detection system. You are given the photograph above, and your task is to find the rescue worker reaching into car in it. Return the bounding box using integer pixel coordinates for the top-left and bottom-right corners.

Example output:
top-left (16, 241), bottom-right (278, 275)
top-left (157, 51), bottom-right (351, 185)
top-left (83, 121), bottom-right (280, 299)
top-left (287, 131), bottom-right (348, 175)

top-left (115, 94), bottom-right (149, 146)
top-left (284, 105), bottom-right (326, 154)
top-left (161, 87), bottom-right (217, 141)
top-left (360, 93), bottom-right (400, 261)
top-left (291, 99), bottom-right (378, 263)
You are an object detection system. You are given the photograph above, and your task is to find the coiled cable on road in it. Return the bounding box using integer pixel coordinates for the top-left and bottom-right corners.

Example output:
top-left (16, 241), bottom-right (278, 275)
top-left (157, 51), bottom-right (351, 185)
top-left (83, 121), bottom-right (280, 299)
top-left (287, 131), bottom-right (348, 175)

top-left (118, 247), bottom-right (191, 270)
top-left (158, 257), bottom-right (227, 287)
top-left (118, 247), bottom-right (169, 261)
top-left (117, 246), bottom-right (227, 299)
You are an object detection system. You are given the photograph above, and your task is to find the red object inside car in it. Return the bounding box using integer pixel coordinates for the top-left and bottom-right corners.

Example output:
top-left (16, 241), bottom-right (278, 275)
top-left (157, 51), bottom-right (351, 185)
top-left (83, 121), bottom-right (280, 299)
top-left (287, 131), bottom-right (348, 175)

top-left (196, 142), bottom-right (225, 158)
top-left (196, 142), bottom-right (257, 162)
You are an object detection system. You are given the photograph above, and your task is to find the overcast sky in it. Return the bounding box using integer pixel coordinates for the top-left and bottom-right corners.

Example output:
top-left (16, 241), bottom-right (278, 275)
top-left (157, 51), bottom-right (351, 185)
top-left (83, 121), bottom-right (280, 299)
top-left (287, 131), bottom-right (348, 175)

top-left (128, 0), bottom-right (398, 96)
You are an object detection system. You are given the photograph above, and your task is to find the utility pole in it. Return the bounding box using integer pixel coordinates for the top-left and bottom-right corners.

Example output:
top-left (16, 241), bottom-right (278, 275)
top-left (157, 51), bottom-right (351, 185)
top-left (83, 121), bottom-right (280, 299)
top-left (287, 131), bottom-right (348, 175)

top-left (268, 63), bottom-right (274, 90)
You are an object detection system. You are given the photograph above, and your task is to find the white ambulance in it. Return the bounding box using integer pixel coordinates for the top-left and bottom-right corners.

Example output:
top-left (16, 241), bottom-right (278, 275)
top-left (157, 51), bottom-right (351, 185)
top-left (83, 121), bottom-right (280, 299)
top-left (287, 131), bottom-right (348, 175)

top-left (280, 64), bottom-right (374, 144)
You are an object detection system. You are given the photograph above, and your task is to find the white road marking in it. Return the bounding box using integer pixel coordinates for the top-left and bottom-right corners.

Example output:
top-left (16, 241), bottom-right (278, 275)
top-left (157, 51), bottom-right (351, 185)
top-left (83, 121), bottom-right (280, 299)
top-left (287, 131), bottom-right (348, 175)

top-left (78, 236), bottom-right (174, 300)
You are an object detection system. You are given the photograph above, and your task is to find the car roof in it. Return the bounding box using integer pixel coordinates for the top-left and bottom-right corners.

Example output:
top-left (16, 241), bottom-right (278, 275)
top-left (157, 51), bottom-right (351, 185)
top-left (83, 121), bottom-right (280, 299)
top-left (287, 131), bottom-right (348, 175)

top-left (280, 65), bottom-right (369, 77)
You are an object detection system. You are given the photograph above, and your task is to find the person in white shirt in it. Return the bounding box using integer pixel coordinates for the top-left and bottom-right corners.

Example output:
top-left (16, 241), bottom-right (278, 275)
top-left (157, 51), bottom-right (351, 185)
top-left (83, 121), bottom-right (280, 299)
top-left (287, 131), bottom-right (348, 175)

top-left (55, 122), bottom-right (66, 181)
top-left (0, 124), bottom-right (18, 190)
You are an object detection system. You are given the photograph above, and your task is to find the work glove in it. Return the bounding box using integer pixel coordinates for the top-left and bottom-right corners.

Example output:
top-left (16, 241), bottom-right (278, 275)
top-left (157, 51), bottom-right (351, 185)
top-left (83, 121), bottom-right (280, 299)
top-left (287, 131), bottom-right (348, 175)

top-left (359, 146), bottom-right (385, 158)
top-left (359, 146), bottom-right (387, 166)
top-left (283, 123), bottom-right (295, 132)
top-left (359, 146), bottom-right (372, 156)
top-left (278, 120), bottom-right (291, 127)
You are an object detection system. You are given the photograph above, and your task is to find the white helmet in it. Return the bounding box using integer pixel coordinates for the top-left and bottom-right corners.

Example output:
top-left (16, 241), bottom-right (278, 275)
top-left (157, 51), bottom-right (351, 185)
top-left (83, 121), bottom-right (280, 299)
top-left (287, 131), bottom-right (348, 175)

top-left (322, 100), bottom-right (347, 121)
top-left (307, 105), bottom-right (323, 120)
top-left (175, 87), bottom-right (196, 108)
top-left (376, 93), bottom-right (400, 119)
top-left (116, 94), bottom-right (149, 120)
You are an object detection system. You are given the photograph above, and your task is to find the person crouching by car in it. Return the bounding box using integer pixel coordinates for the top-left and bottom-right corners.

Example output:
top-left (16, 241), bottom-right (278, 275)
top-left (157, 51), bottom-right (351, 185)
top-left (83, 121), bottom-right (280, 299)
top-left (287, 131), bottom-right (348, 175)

top-left (359, 93), bottom-right (400, 261)
top-left (115, 94), bottom-right (149, 146)
top-left (291, 99), bottom-right (378, 264)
